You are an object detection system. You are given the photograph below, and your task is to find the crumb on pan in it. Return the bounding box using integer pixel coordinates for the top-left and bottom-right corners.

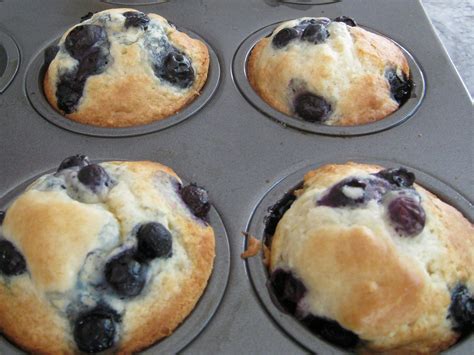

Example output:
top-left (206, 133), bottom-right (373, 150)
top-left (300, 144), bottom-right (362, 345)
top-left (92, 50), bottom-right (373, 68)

top-left (240, 232), bottom-right (262, 259)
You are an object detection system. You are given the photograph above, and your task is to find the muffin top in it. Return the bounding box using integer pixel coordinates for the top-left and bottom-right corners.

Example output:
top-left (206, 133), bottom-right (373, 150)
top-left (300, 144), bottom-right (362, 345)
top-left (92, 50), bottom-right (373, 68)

top-left (0, 156), bottom-right (215, 353)
top-left (269, 162), bottom-right (473, 353)
top-left (44, 9), bottom-right (209, 127)
top-left (247, 17), bottom-right (412, 126)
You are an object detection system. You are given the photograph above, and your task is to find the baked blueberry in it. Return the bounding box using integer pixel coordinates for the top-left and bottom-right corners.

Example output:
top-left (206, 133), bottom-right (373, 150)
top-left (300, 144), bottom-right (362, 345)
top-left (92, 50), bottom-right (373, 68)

top-left (0, 240), bottom-right (26, 276)
top-left (333, 16), bottom-right (357, 27)
top-left (123, 11), bottom-right (150, 29)
top-left (385, 68), bottom-right (413, 105)
top-left (302, 315), bottom-right (360, 349)
top-left (449, 284), bottom-right (474, 332)
top-left (156, 51), bottom-right (195, 89)
top-left (74, 307), bottom-right (116, 353)
top-left (318, 177), bottom-right (367, 207)
top-left (57, 27), bottom-right (110, 114)
top-left (388, 195), bottom-right (425, 236)
top-left (57, 154), bottom-right (90, 172)
top-left (44, 45), bottom-right (59, 67)
top-left (299, 18), bottom-right (331, 28)
top-left (318, 177), bottom-right (390, 208)
top-left (272, 28), bottom-right (299, 49)
top-left (376, 167), bottom-right (415, 188)
top-left (77, 164), bottom-right (110, 192)
top-left (264, 185), bottom-right (300, 241)
top-left (75, 47), bottom-right (109, 80)
top-left (80, 12), bottom-right (94, 23)
top-left (65, 25), bottom-right (108, 60)
top-left (301, 23), bottom-right (330, 44)
top-left (56, 75), bottom-right (84, 114)
top-left (269, 269), bottom-right (306, 314)
top-left (293, 92), bottom-right (331, 123)
top-left (180, 184), bottom-right (211, 219)
top-left (105, 251), bottom-right (147, 298)
top-left (136, 222), bottom-right (173, 260)
top-left (0, 211), bottom-right (5, 225)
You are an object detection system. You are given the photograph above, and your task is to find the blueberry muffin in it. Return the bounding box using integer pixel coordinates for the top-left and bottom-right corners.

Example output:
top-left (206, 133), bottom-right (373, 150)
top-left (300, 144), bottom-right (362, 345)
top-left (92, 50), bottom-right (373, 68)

top-left (0, 155), bottom-right (215, 353)
top-left (267, 162), bottom-right (473, 353)
top-left (247, 17), bottom-right (413, 126)
top-left (44, 9), bottom-right (209, 127)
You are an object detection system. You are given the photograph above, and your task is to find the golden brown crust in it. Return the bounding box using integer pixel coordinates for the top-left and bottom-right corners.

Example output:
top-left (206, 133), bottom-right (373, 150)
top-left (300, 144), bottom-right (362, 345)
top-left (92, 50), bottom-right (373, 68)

top-left (0, 278), bottom-right (72, 354)
top-left (270, 162), bottom-right (473, 353)
top-left (247, 19), bottom-right (410, 126)
top-left (43, 9), bottom-right (210, 127)
top-left (0, 160), bottom-right (215, 354)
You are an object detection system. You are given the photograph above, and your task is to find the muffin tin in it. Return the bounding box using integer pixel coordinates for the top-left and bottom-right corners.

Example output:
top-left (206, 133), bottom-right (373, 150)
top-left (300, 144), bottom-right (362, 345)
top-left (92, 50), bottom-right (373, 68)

top-left (0, 0), bottom-right (472, 354)
top-left (0, 29), bottom-right (20, 94)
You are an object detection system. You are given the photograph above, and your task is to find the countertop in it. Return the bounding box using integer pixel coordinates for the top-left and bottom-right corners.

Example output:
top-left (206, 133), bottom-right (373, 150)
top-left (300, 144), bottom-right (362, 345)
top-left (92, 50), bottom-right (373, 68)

top-left (423, 0), bottom-right (473, 99)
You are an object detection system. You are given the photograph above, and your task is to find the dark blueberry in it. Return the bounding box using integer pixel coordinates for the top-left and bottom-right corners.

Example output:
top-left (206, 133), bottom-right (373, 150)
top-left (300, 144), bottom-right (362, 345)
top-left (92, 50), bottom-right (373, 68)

top-left (263, 184), bottom-right (301, 243)
top-left (388, 196), bottom-right (425, 236)
top-left (56, 75), bottom-right (84, 114)
top-left (293, 92), bottom-right (332, 123)
top-left (318, 177), bottom-right (390, 208)
top-left (74, 307), bottom-right (116, 353)
top-left (57, 154), bottom-right (90, 172)
top-left (376, 167), bottom-right (415, 188)
top-left (269, 269), bottom-right (307, 314)
top-left (0, 240), bottom-right (27, 276)
top-left (136, 222), bottom-right (173, 260)
top-left (44, 45), bottom-right (59, 66)
top-left (105, 251), bottom-right (147, 298)
top-left (65, 25), bottom-right (107, 60)
top-left (77, 164), bottom-right (110, 192)
top-left (301, 23), bottom-right (330, 44)
top-left (293, 18), bottom-right (331, 32)
top-left (180, 184), bottom-right (211, 219)
top-left (272, 27), bottom-right (299, 49)
top-left (156, 51), bottom-right (195, 89)
top-left (57, 25), bottom-right (109, 113)
top-left (318, 177), bottom-right (367, 207)
top-left (80, 12), bottom-right (94, 22)
top-left (0, 211), bottom-right (5, 225)
top-left (75, 47), bottom-right (109, 80)
top-left (123, 11), bottom-right (150, 29)
top-left (449, 284), bottom-right (474, 332)
top-left (385, 68), bottom-right (413, 105)
top-left (333, 16), bottom-right (357, 27)
top-left (302, 315), bottom-right (360, 349)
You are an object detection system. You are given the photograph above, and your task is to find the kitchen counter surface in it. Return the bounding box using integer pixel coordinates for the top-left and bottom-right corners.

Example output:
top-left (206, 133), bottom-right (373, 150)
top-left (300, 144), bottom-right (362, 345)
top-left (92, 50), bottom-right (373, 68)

top-left (423, 0), bottom-right (473, 99)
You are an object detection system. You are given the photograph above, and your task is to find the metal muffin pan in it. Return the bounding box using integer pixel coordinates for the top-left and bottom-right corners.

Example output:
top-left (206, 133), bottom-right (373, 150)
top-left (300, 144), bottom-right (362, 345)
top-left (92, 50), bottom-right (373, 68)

top-left (245, 157), bottom-right (474, 354)
top-left (0, 164), bottom-right (230, 354)
top-left (0, 29), bottom-right (20, 94)
top-left (0, 0), bottom-right (472, 353)
top-left (233, 23), bottom-right (425, 136)
top-left (25, 29), bottom-right (221, 137)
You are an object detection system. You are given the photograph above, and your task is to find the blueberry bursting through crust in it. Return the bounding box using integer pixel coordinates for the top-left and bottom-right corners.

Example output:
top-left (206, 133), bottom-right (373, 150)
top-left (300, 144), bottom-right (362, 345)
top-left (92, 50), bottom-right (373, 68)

top-left (265, 167), bottom-right (437, 350)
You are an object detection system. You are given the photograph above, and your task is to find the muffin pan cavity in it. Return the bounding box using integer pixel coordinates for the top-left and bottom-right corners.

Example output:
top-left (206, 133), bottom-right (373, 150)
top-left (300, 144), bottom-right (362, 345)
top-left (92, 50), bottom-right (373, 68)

top-left (0, 30), bottom-right (20, 94)
top-left (25, 28), bottom-right (220, 137)
top-left (233, 22), bottom-right (425, 136)
top-left (245, 159), bottom-right (473, 353)
top-left (0, 162), bottom-right (230, 354)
